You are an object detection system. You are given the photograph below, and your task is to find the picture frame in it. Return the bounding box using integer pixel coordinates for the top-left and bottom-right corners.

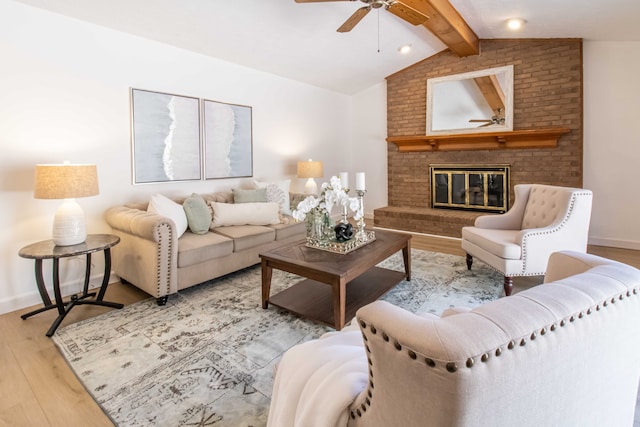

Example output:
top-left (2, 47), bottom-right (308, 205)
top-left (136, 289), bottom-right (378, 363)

top-left (202, 99), bottom-right (253, 179)
top-left (130, 88), bottom-right (201, 184)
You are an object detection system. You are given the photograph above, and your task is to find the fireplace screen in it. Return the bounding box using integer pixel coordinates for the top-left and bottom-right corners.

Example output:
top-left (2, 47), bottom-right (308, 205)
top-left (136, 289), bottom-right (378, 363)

top-left (430, 164), bottom-right (510, 213)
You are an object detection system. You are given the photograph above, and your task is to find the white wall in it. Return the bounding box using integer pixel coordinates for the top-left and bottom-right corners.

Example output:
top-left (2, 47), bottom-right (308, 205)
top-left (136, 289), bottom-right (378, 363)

top-left (351, 82), bottom-right (388, 215)
top-left (0, 0), bottom-right (352, 314)
top-left (583, 41), bottom-right (640, 250)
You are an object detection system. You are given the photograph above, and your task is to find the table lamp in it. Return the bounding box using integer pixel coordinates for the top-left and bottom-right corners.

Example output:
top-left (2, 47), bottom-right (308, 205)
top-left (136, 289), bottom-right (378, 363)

top-left (297, 159), bottom-right (323, 195)
top-left (34, 163), bottom-right (99, 246)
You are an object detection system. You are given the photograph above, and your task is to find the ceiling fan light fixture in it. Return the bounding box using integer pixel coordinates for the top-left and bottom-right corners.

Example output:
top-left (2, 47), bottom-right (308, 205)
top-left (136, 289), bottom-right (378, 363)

top-left (398, 44), bottom-right (412, 54)
top-left (506, 18), bottom-right (526, 30)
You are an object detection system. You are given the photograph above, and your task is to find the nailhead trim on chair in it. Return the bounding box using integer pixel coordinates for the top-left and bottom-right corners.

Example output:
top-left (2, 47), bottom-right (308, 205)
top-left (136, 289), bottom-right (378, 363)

top-left (519, 191), bottom-right (592, 276)
top-left (350, 287), bottom-right (639, 419)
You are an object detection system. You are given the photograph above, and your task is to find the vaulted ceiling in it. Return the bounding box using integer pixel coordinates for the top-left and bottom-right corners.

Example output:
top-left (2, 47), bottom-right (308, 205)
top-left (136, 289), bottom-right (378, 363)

top-left (11, 0), bottom-right (640, 94)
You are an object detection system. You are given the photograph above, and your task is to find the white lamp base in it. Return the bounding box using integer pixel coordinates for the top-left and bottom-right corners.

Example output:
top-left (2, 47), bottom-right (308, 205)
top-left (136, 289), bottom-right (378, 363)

top-left (52, 199), bottom-right (87, 246)
top-left (304, 178), bottom-right (318, 195)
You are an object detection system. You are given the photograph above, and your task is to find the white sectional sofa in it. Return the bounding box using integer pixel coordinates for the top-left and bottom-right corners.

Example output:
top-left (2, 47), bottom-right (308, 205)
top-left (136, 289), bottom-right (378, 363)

top-left (268, 251), bottom-right (640, 427)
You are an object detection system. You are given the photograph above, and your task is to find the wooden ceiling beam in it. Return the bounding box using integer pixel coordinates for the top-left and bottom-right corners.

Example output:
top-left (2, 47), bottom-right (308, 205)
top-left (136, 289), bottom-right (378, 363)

top-left (473, 75), bottom-right (506, 114)
top-left (399, 0), bottom-right (479, 57)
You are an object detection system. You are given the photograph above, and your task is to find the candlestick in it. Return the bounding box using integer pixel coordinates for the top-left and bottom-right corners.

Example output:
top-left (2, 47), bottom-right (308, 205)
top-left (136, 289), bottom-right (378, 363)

top-left (339, 172), bottom-right (349, 224)
top-left (355, 172), bottom-right (365, 191)
top-left (355, 189), bottom-right (368, 242)
top-left (341, 204), bottom-right (349, 224)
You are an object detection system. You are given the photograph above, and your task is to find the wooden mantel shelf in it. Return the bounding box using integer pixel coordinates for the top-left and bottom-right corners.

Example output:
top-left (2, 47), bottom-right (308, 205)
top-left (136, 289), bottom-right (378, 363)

top-left (387, 128), bottom-right (571, 152)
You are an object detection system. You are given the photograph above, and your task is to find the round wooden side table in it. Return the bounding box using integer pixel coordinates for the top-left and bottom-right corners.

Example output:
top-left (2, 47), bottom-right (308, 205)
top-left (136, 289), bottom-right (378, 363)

top-left (19, 233), bottom-right (124, 337)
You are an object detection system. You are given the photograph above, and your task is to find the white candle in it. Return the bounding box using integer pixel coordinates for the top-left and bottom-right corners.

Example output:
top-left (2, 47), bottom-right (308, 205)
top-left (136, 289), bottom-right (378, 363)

top-left (355, 172), bottom-right (365, 191)
top-left (340, 172), bottom-right (349, 189)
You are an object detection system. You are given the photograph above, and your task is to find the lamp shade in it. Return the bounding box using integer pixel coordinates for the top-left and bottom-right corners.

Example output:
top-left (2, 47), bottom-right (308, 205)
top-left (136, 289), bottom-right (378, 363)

top-left (33, 163), bottom-right (99, 246)
top-left (34, 164), bottom-right (99, 199)
top-left (297, 160), bottom-right (323, 179)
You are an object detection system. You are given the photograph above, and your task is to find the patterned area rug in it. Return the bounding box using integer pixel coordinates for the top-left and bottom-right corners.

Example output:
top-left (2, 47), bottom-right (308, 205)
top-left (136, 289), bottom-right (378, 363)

top-left (53, 249), bottom-right (502, 426)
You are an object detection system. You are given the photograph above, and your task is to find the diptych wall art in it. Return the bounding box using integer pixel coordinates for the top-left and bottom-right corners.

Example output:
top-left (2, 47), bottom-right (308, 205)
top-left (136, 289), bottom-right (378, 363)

top-left (130, 89), bottom-right (201, 184)
top-left (130, 88), bottom-right (253, 184)
top-left (203, 99), bottom-right (253, 179)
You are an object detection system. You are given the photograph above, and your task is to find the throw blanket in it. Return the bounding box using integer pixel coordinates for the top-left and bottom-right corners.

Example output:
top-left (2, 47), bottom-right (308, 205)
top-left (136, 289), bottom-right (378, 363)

top-left (267, 322), bottom-right (368, 427)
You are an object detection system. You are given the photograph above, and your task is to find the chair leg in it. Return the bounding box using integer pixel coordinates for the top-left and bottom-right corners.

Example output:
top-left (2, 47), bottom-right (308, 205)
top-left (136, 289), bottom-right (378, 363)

top-left (466, 254), bottom-right (473, 270)
top-left (504, 276), bottom-right (513, 296)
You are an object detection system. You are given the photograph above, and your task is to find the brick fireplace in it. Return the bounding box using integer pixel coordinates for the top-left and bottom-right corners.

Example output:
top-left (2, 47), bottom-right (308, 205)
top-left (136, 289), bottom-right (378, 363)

top-left (374, 39), bottom-right (583, 238)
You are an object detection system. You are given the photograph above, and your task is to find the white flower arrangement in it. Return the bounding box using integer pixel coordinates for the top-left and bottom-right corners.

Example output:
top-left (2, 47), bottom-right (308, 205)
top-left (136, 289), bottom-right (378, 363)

top-left (292, 176), bottom-right (363, 222)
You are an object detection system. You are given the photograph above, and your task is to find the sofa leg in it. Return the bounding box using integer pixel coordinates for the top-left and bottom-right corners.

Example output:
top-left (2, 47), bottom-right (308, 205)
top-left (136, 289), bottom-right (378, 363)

top-left (466, 254), bottom-right (473, 270)
top-left (156, 296), bottom-right (169, 306)
top-left (504, 276), bottom-right (513, 296)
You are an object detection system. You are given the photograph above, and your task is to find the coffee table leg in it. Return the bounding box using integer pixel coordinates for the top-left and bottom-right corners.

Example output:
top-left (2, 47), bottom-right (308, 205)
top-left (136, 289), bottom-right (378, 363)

top-left (261, 260), bottom-right (272, 309)
top-left (402, 241), bottom-right (412, 281)
top-left (332, 279), bottom-right (346, 330)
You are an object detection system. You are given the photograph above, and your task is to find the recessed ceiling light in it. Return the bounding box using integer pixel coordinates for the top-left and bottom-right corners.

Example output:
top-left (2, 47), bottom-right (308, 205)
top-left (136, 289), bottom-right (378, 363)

top-left (506, 18), bottom-right (526, 30)
top-left (398, 44), bottom-right (412, 54)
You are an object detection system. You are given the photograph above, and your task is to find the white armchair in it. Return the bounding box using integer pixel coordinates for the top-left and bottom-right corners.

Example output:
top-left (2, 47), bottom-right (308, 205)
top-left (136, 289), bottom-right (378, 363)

top-left (461, 184), bottom-right (593, 296)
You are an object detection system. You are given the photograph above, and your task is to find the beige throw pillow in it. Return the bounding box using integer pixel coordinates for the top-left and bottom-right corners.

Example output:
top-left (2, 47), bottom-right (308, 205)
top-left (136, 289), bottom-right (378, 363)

top-left (210, 201), bottom-right (280, 228)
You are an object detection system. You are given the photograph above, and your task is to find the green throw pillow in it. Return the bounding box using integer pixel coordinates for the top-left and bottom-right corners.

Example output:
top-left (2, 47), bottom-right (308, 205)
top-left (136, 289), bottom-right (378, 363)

top-left (183, 193), bottom-right (212, 235)
top-left (232, 188), bottom-right (268, 203)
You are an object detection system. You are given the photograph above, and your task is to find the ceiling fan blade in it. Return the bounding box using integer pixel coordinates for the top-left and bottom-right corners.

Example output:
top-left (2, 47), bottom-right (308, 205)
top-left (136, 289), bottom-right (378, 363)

top-left (478, 122), bottom-right (494, 127)
top-left (337, 6), bottom-right (371, 32)
top-left (387, 1), bottom-right (429, 25)
top-left (469, 119), bottom-right (492, 123)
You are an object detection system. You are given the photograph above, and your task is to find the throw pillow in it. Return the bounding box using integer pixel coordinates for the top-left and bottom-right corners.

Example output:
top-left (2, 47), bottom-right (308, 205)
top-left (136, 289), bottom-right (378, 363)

top-left (147, 193), bottom-right (188, 237)
top-left (253, 179), bottom-right (291, 215)
top-left (232, 187), bottom-right (268, 204)
top-left (210, 201), bottom-right (280, 228)
top-left (182, 193), bottom-right (212, 235)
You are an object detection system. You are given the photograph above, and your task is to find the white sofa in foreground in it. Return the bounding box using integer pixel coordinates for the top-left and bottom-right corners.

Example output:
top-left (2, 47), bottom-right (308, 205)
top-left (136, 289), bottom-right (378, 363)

top-left (268, 251), bottom-right (640, 427)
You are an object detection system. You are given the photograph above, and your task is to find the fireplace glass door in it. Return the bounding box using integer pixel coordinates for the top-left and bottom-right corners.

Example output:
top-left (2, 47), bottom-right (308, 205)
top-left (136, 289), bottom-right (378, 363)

top-left (431, 165), bottom-right (509, 213)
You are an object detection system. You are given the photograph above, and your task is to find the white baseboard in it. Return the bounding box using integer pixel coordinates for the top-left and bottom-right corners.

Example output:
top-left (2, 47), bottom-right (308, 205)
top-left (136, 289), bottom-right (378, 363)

top-left (0, 271), bottom-right (120, 316)
top-left (588, 237), bottom-right (640, 251)
top-left (374, 226), bottom-right (639, 251)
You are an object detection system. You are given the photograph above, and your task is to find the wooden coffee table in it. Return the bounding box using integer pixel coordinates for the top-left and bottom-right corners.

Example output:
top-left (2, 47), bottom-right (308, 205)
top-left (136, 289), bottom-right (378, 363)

top-left (260, 229), bottom-right (411, 330)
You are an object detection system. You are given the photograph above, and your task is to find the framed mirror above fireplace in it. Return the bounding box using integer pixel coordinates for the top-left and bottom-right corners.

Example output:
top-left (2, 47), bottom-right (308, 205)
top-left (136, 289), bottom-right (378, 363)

top-left (426, 65), bottom-right (514, 136)
top-left (430, 164), bottom-right (510, 213)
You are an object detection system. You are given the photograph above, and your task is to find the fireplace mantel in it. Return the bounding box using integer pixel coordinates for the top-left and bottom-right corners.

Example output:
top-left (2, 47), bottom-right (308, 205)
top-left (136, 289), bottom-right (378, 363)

top-left (387, 128), bottom-right (570, 152)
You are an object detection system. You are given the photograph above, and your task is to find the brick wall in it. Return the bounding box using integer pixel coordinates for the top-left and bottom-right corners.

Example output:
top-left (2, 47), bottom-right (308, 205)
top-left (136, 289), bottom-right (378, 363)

top-left (375, 39), bottom-right (583, 237)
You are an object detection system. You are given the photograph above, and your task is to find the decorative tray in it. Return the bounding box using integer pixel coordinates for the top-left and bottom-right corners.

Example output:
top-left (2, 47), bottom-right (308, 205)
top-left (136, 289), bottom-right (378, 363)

top-left (305, 231), bottom-right (376, 254)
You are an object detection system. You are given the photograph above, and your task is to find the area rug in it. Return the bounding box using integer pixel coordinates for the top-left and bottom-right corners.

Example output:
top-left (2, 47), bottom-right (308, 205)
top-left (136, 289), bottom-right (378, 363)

top-left (53, 249), bottom-right (502, 426)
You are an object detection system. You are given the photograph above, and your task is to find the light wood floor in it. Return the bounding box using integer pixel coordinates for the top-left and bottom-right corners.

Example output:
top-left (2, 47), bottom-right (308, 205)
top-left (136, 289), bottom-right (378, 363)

top-left (1, 234), bottom-right (638, 426)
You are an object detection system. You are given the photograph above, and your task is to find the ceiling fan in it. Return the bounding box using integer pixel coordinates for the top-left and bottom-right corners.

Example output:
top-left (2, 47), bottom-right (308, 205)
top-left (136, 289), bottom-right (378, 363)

top-left (469, 109), bottom-right (506, 128)
top-left (295, 0), bottom-right (430, 33)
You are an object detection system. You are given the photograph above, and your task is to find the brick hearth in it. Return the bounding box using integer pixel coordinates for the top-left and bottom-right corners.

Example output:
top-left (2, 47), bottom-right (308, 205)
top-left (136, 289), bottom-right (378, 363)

top-left (375, 39), bottom-right (583, 238)
top-left (374, 206), bottom-right (483, 238)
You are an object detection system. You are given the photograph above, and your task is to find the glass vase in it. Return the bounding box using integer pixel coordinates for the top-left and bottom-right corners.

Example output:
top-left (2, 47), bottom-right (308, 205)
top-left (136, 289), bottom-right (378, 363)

top-left (307, 210), bottom-right (335, 243)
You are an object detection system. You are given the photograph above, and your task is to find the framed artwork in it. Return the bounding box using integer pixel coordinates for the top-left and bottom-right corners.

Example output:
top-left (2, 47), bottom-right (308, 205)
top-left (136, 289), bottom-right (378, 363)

top-left (203, 99), bottom-right (253, 179)
top-left (130, 88), bottom-right (201, 184)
